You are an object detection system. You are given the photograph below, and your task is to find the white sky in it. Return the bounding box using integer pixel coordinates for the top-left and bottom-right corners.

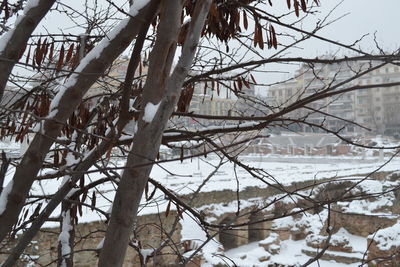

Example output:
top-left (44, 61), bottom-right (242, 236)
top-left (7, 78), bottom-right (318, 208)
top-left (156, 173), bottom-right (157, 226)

top-left (298, 0), bottom-right (399, 55)
top-left (38, 0), bottom-right (400, 54)
top-left (8, 0), bottom-right (400, 88)
top-left (251, 0), bottom-right (400, 86)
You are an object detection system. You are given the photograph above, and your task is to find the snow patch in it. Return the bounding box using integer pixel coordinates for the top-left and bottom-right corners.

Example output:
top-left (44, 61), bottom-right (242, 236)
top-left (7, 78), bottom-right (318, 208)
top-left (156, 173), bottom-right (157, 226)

top-left (180, 213), bottom-right (224, 266)
top-left (65, 153), bottom-right (79, 167)
top-left (0, 0), bottom-right (41, 53)
top-left (140, 248), bottom-right (155, 263)
top-left (130, 0), bottom-right (151, 16)
top-left (58, 210), bottom-right (73, 265)
top-left (0, 179), bottom-right (13, 215)
top-left (370, 220), bottom-right (400, 250)
top-left (142, 101), bottom-right (161, 123)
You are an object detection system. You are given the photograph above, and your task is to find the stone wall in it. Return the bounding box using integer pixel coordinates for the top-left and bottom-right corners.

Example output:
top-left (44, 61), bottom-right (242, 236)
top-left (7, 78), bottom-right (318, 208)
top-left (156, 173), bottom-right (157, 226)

top-left (330, 212), bottom-right (397, 237)
top-left (1, 212), bottom-right (181, 267)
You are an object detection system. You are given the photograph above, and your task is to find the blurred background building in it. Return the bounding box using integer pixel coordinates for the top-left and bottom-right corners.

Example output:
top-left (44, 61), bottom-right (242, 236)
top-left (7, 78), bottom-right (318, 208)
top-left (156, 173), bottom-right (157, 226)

top-left (267, 60), bottom-right (400, 136)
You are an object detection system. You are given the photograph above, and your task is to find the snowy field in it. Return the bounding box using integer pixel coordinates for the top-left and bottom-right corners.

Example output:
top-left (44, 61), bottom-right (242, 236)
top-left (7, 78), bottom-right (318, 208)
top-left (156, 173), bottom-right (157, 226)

top-left (3, 153), bottom-right (400, 224)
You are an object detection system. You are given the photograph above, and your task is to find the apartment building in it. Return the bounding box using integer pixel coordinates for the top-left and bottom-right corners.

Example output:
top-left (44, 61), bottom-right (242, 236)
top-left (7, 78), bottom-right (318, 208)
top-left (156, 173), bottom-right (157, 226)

top-left (268, 60), bottom-right (400, 135)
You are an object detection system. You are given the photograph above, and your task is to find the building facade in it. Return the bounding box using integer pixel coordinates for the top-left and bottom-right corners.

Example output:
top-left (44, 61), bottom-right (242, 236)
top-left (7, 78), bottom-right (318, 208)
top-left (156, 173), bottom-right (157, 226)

top-left (268, 61), bottom-right (400, 135)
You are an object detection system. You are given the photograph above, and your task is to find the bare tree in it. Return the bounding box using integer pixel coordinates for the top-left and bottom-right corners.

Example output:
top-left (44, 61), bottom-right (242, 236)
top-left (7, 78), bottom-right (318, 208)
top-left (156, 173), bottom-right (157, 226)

top-left (0, 0), bottom-right (400, 266)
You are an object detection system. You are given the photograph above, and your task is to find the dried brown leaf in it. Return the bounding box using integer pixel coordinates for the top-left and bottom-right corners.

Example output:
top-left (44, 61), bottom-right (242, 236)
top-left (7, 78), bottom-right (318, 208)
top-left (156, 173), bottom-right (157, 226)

top-left (56, 44), bottom-right (65, 71)
top-left (294, 0), bottom-right (300, 17)
top-left (300, 0), bottom-right (307, 12)
top-left (165, 200), bottom-right (171, 217)
top-left (91, 191), bottom-right (96, 211)
top-left (65, 43), bottom-right (74, 63)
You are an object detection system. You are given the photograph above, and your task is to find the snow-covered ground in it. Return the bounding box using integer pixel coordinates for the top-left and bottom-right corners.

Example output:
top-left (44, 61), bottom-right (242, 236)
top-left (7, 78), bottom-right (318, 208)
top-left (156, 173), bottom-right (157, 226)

top-left (2, 143), bottom-right (400, 266)
top-left (3, 153), bottom-right (400, 225)
top-left (178, 176), bottom-right (399, 267)
top-left (180, 212), bottom-right (369, 267)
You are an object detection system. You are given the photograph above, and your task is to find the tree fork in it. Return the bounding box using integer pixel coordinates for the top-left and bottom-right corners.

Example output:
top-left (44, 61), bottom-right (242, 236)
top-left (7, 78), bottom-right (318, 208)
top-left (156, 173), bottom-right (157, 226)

top-left (98, 0), bottom-right (212, 266)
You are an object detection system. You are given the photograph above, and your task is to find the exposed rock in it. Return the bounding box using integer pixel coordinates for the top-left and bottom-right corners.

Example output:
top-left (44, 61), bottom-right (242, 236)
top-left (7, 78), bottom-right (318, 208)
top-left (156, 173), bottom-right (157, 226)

top-left (291, 226), bottom-right (307, 241)
top-left (367, 222), bottom-right (400, 267)
top-left (367, 241), bottom-right (400, 267)
top-left (329, 212), bottom-right (397, 237)
top-left (306, 233), bottom-right (327, 249)
top-left (183, 255), bottom-right (203, 267)
top-left (276, 228), bottom-right (291, 241)
top-left (259, 255), bottom-right (271, 262)
top-left (0, 213), bottom-right (182, 267)
top-left (259, 232), bottom-right (280, 252)
top-left (267, 243), bottom-right (281, 255)
top-left (329, 234), bottom-right (353, 253)
top-left (259, 233), bottom-right (282, 255)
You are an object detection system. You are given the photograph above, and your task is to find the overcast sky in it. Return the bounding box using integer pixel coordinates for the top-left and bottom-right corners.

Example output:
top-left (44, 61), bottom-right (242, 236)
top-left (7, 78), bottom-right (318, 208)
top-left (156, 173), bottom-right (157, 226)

top-left (249, 0), bottom-right (400, 89)
top-left (299, 0), bottom-right (399, 56)
top-left (10, 0), bottom-right (400, 89)
top-left (39, 0), bottom-right (399, 52)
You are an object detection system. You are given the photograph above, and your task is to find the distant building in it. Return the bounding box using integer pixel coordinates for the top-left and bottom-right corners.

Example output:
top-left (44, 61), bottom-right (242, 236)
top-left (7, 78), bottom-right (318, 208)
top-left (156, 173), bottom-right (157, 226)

top-left (268, 60), bottom-right (400, 135)
top-left (85, 57), bottom-right (147, 100)
top-left (177, 80), bottom-right (267, 128)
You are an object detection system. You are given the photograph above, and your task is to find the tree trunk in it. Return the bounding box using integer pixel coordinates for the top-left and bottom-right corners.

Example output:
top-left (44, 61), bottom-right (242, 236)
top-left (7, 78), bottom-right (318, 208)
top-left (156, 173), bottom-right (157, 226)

top-left (0, 0), bottom-right (56, 101)
top-left (0, 1), bottom-right (153, 243)
top-left (1, 5), bottom-right (159, 263)
top-left (98, 1), bottom-right (211, 266)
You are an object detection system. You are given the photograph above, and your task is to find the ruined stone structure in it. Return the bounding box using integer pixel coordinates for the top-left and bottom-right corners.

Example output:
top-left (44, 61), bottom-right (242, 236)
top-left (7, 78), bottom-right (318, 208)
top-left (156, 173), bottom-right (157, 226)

top-left (1, 171), bottom-right (399, 266)
top-left (0, 213), bottom-right (181, 267)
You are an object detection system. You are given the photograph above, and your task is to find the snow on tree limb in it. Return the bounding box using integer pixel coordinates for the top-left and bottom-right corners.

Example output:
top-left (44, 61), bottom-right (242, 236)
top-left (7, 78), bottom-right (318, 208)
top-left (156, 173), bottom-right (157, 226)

top-left (142, 101), bottom-right (161, 123)
top-left (98, 1), bottom-right (212, 266)
top-left (0, 0), bottom-right (56, 101)
top-left (0, 0), bottom-right (153, 248)
top-left (58, 210), bottom-right (73, 266)
top-left (0, 2), bottom-right (161, 265)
